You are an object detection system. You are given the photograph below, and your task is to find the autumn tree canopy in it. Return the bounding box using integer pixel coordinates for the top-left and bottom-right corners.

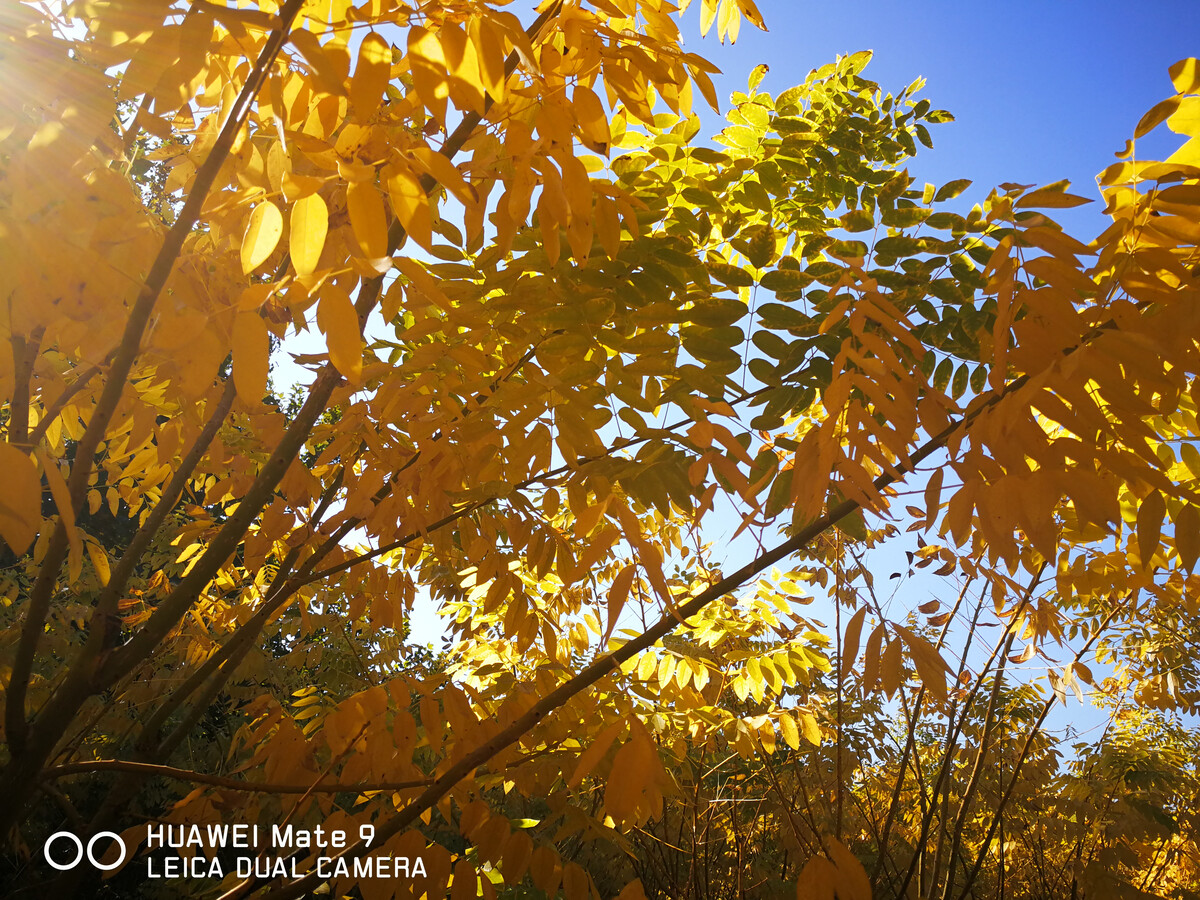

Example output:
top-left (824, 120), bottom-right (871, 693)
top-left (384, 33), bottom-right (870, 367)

top-left (2, 0), bottom-right (1200, 897)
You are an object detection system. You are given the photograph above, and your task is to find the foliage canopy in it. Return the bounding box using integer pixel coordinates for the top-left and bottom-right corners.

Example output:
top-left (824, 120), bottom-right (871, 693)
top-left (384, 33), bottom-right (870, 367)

top-left (3, 1), bottom-right (1200, 897)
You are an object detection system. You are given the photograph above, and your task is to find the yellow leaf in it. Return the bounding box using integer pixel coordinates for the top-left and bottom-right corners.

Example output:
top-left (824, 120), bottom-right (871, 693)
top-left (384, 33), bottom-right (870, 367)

top-left (840, 606), bottom-right (867, 679)
top-left (688, 63), bottom-right (720, 113)
top-left (282, 172), bottom-right (323, 201)
top-left (637, 652), bottom-right (656, 683)
top-left (346, 180), bottom-right (389, 260)
top-left (386, 163), bottom-right (433, 251)
top-left (718, 0), bottom-right (739, 44)
top-left (895, 625), bottom-right (949, 702)
top-left (568, 718), bottom-right (625, 788)
top-left (240, 200), bottom-right (283, 274)
top-left (350, 32), bottom-right (390, 121)
top-left (880, 638), bottom-right (903, 697)
top-left (795, 854), bottom-right (836, 900)
top-left (232, 311), bottom-right (270, 405)
top-left (288, 29), bottom-right (349, 97)
top-left (1176, 503), bottom-right (1200, 571)
top-left (1014, 188), bottom-right (1092, 209)
top-left (450, 859), bottom-right (476, 900)
top-left (573, 85), bottom-right (611, 152)
top-left (735, 0), bottom-right (766, 30)
top-left (1134, 96), bottom-right (1180, 138)
top-left (595, 194), bottom-right (621, 258)
top-left (615, 880), bottom-right (648, 900)
top-left (502, 831), bottom-right (534, 883)
top-left (562, 863), bottom-right (589, 900)
top-left (317, 285), bottom-right (362, 382)
top-left (825, 838), bottom-right (871, 900)
top-left (410, 147), bottom-right (475, 206)
top-left (86, 539), bottom-right (111, 586)
top-left (1165, 134), bottom-right (1200, 169)
top-left (1170, 57), bottom-right (1200, 94)
top-left (0, 443), bottom-right (41, 554)
top-left (438, 22), bottom-right (486, 115)
top-left (529, 846), bottom-right (560, 896)
top-left (560, 154), bottom-right (592, 224)
top-left (779, 713), bottom-right (800, 750)
top-left (799, 712), bottom-right (821, 746)
top-left (603, 733), bottom-right (656, 824)
top-left (605, 564), bottom-right (636, 642)
top-left (289, 193), bottom-right (328, 276)
top-left (470, 16), bottom-right (507, 102)
top-left (1137, 490), bottom-right (1165, 568)
top-left (394, 256), bottom-right (452, 309)
top-left (409, 26), bottom-right (448, 123)
top-left (38, 449), bottom-right (82, 584)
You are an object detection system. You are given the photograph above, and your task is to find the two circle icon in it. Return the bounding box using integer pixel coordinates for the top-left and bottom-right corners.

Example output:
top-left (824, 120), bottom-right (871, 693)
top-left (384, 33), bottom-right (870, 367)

top-left (43, 831), bottom-right (126, 871)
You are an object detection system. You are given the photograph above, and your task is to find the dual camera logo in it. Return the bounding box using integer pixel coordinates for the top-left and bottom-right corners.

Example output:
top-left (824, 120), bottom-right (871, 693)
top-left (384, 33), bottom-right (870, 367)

top-left (43, 831), bottom-right (126, 871)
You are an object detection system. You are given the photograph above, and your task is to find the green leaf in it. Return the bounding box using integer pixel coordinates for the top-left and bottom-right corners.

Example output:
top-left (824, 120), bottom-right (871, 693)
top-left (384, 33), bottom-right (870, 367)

top-left (759, 269), bottom-right (814, 293)
top-left (840, 209), bottom-right (875, 232)
top-left (881, 206), bottom-right (930, 228)
top-left (933, 357), bottom-right (953, 393)
top-left (732, 224), bottom-right (777, 268)
top-left (951, 363), bottom-right (968, 399)
top-left (706, 261), bottom-right (755, 287)
top-left (689, 298), bottom-right (749, 327)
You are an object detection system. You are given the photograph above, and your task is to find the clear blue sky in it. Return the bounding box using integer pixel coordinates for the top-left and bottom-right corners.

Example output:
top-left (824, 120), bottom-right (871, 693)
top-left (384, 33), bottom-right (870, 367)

top-left (685, 0), bottom-right (1200, 233)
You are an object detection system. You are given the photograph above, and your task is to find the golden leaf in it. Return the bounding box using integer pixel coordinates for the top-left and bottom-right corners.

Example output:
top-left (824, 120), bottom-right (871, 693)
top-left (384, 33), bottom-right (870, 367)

top-left (799, 712), bottom-right (821, 746)
top-left (1170, 57), bottom-right (1200, 94)
top-left (408, 26), bottom-right (448, 123)
top-left (895, 625), bottom-right (949, 702)
top-left (240, 200), bottom-right (283, 275)
top-left (605, 564), bottom-right (636, 642)
top-left (0, 443), bottom-right (41, 555)
top-left (1176, 503), bottom-right (1200, 571)
top-left (573, 85), bottom-right (611, 152)
top-left (469, 16), bottom-right (507, 102)
top-left (232, 311), bottom-right (270, 405)
top-left (346, 180), bottom-right (389, 260)
top-left (410, 147), bottom-right (475, 206)
top-left (289, 193), bottom-right (328, 276)
top-left (317, 285), bottom-right (362, 382)
top-left (795, 854), bottom-right (837, 900)
top-left (825, 838), bottom-right (871, 900)
top-left (85, 539), bottom-right (111, 586)
top-left (1137, 490), bottom-right (1165, 568)
top-left (568, 718), bottom-right (625, 788)
top-left (779, 713), bottom-right (800, 750)
top-left (38, 449), bottom-right (82, 584)
top-left (840, 606), bottom-right (867, 679)
top-left (350, 32), bottom-right (391, 121)
top-left (386, 162), bottom-right (433, 251)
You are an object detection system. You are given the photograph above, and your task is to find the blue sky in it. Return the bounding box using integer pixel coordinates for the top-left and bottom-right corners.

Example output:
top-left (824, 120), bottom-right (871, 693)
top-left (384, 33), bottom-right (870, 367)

top-left (683, 0), bottom-right (1200, 235)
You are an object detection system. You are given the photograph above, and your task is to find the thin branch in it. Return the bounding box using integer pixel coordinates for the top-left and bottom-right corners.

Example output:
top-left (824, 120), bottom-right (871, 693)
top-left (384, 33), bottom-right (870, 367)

top-left (893, 566), bottom-right (1044, 900)
top-left (954, 596), bottom-right (1129, 900)
top-left (868, 572), bottom-right (974, 888)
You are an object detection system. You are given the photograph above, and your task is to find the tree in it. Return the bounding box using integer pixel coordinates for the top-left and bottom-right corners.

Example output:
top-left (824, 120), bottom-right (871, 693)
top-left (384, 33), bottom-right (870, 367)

top-left (3, 0), bottom-right (1200, 897)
